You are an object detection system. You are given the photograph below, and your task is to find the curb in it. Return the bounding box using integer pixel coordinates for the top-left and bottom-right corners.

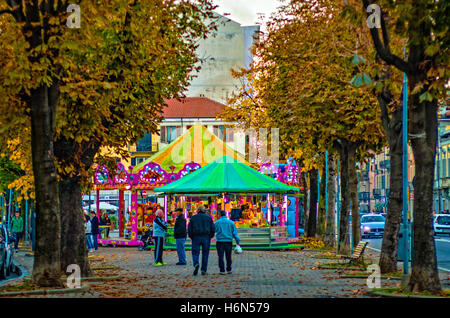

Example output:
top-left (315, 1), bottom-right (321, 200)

top-left (0, 285), bottom-right (89, 297)
top-left (318, 265), bottom-right (367, 271)
top-left (338, 275), bottom-right (402, 280)
top-left (91, 266), bottom-right (118, 270)
top-left (61, 275), bottom-right (121, 282)
top-left (366, 289), bottom-right (448, 298)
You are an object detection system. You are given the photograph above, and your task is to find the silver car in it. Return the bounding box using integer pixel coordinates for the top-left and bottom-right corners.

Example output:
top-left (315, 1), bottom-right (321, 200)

top-left (433, 214), bottom-right (450, 236)
top-left (360, 214), bottom-right (385, 239)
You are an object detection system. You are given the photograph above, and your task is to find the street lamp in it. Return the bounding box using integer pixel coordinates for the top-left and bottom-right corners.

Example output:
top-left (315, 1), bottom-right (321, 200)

top-left (401, 71), bottom-right (411, 276)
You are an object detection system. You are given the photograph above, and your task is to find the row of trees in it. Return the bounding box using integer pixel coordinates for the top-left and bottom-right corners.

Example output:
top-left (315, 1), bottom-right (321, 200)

top-left (220, 0), bottom-right (448, 294)
top-left (0, 0), bottom-right (218, 287)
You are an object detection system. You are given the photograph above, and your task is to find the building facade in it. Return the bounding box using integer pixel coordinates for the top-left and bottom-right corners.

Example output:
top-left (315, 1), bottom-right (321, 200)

top-left (129, 13), bottom-right (259, 167)
top-left (129, 97), bottom-right (247, 167)
top-left (186, 13), bottom-right (259, 104)
top-left (358, 146), bottom-right (415, 215)
top-left (433, 106), bottom-right (450, 213)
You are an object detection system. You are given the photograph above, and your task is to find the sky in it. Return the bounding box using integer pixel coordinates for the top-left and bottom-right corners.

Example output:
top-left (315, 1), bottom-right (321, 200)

top-left (212, 0), bottom-right (284, 27)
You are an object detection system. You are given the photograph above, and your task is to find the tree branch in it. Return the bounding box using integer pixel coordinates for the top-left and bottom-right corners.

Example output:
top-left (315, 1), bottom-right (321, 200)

top-left (361, 0), bottom-right (411, 74)
top-left (0, 8), bottom-right (14, 16)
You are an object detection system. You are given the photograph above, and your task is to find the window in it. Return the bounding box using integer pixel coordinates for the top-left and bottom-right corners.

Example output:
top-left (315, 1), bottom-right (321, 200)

top-left (213, 125), bottom-right (224, 140)
top-left (166, 126), bottom-right (180, 143)
top-left (443, 151), bottom-right (447, 178)
top-left (447, 155), bottom-right (450, 177)
top-left (136, 157), bottom-right (148, 165)
top-left (361, 215), bottom-right (385, 223)
top-left (225, 127), bottom-right (234, 142)
top-left (136, 133), bottom-right (152, 152)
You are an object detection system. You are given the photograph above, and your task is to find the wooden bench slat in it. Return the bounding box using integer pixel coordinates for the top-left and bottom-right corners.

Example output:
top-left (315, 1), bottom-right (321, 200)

top-left (339, 241), bottom-right (368, 265)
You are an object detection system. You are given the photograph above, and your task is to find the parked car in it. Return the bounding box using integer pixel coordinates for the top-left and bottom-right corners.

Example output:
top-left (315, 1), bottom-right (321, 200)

top-left (360, 214), bottom-right (386, 239)
top-left (433, 214), bottom-right (450, 236)
top-left (0, 224), bottom-right (15, 279)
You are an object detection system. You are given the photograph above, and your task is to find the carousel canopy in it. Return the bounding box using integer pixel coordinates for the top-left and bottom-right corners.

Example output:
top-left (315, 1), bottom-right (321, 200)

top-left (153, 156), bottom-right (300, 194)
top-left (132, 123), bottom-right (248, 173)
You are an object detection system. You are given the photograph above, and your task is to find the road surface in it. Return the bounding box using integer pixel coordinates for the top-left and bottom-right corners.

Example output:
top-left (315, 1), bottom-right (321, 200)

top-left (365, 235), bottom-right (450, 273)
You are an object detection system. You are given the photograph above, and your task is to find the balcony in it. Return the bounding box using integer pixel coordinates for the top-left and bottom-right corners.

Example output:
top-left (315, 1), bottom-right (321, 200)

top-left (373, 189), bottom-right (381, 198)
top-left (358, 191), bottom-right (370, 201)
top-left (136, 145), bottom-right (153, 152)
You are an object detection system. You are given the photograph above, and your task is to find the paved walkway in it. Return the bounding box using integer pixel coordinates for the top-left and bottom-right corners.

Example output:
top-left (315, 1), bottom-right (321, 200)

top-left (6, 245), bottom-right (438, 298)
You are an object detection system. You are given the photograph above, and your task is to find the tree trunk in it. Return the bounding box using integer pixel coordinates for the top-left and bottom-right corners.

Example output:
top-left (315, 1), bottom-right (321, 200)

top-left (324, 154), bottom-right (336, 247)
top-left (54, 137), bottom-right (101, 277)
top-left (378, 89), bottom-right (403, 273)
top-left (59, 176), bottom-right (91, 277)
top-left (29, 84), bottom-right (63, 287)
top-left (316, 161), bottom-right (326, 240)
top-left (406, 78), bottom-right (441, 293)
top-left (361, 0), bottom-right (442, 293)
top-left (348, 143), bottom-right (360, 248)
top-left (306, 169), bottom-right (318, 238)
top-left (300, 170), bottom-right (308, 230)
top-left (336, 140), bottom-right (351, 255)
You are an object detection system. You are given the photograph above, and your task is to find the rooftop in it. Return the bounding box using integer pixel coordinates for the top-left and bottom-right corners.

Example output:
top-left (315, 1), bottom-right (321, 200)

top-left (162, 97), bottom-right (225, 119)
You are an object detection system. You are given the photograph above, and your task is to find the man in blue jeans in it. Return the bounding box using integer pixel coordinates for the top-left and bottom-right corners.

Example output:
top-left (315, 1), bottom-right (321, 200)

top-left (153, 209), bottom-right (168, 266)
top-left (90, 211), bottom-right (100, 251)
top-left (214, 210), bottom-right (240, 274)
top-left (174, 208), bottom-right (187, 265)
top-left (188, 205), bottom-right (215, 276)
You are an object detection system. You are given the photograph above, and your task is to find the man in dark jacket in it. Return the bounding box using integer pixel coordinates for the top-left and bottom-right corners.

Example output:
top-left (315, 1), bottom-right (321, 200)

top-left (90, 211), bottom-right (100, 251)
top-left (174, 208), bottom-right (187, 265)
top-left (188, 205), bottom-right (215, 276)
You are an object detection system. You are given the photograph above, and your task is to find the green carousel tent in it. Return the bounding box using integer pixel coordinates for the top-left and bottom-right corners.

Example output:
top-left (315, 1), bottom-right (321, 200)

top-left (153, 156), bottom-right (299, 194)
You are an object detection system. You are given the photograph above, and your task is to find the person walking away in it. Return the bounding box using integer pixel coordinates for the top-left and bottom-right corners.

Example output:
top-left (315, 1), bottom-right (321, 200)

top-left (98, 210), bottom-right (106, 238)
top-left (84, 214), bottom-right (93, 252)
top-left (174, 208), bottom-right (187, 265)
top-left (90, 211), bottom-right (100, 251)
top-left (9, 210), bottom-right (24, 250)
top-left (188, 205), bottom-right (215, 276)
top-left (153, 209), bottom-right (167, 266)
top-left (104, 214), bottom-right (111, 238)
top-left (214, 210), bottom-right (240, 274)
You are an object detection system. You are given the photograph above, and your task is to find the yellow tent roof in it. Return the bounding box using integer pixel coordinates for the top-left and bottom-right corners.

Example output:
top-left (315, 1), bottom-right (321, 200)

top-left (132, 123), bottom-right (248, 173)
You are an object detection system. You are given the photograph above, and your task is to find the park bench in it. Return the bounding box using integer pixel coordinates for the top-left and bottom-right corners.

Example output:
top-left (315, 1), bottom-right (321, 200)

top-left (339, 241), bottom-right (369, 266)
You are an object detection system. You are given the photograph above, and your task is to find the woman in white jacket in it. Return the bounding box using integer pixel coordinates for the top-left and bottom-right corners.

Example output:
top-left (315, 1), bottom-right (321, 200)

top-left (84, 215), bottom-right (93, 252)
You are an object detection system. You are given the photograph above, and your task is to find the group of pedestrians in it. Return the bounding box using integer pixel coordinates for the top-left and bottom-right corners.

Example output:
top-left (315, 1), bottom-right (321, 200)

top-left (84, 210), bottom-right (100, 252)
top-left (152, 205), bottom-right (241, 276)
top-left (83, 209), bottom-right (114, 252)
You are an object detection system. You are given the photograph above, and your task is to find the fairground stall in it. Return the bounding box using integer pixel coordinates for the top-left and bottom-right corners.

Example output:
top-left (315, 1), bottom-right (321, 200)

top-left (92, 123), bottom-right (248, 247)
top-left (153, 156), bottom-right (300, 247)
top-left (91, 124), bottom-right (303, 247)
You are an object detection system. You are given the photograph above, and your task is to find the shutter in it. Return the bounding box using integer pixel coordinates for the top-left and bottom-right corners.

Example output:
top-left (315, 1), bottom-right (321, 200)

top-left (160, 126), bottom-right (166, 143)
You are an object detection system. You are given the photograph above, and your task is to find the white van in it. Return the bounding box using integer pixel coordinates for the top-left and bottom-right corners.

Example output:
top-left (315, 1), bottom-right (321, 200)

top-left (433, 214), bottom-right (450, 236)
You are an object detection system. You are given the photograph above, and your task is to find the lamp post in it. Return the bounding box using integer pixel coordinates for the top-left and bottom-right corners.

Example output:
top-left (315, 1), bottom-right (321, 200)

top-left (401, 71), bottom-right (410, 276)
top-left (7, 188), bottom-right (13, 225)
top-left (325, 151), bottom-right (328, 219)
top-left (437, 125), bottom-right (442, 213)
top-left (336, 157), bottom-right (340, 253)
